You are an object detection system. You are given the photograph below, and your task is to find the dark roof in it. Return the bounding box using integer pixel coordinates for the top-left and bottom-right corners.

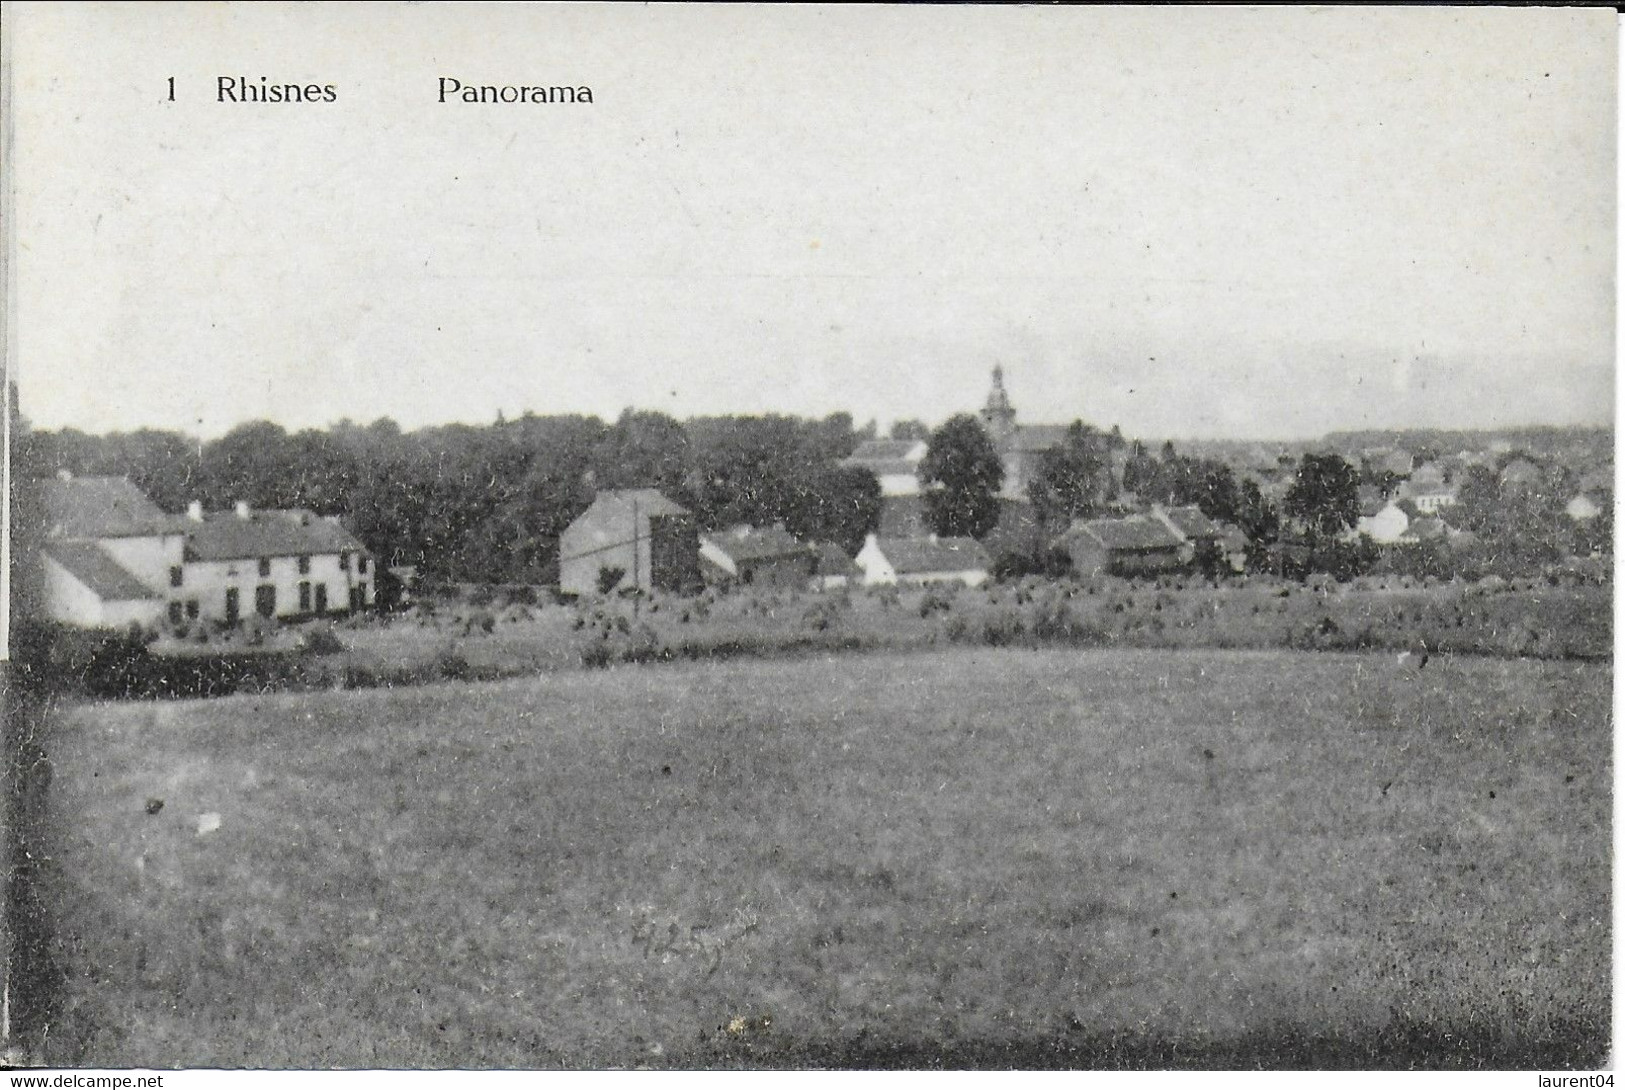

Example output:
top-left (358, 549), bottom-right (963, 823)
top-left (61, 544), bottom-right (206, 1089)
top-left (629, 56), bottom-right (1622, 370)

top-left (846, 439), bottom-right (923, 462)
top-left (586, 489), bottom-right (689, 519)
top-left (703, 525), bottom-right (813, 564)
top-left (185, 509), bottom-right (367, 562)
top-left (1068, 516), bottom-right (1184, 552)
top-left (876, 536), bottom-right (990, 574)
top-left (43, 475), bottom-right (186, 539)
top-left (44, 540), bottom-right (158, 601)
top-left (1158, 505), bottom-right (1221, 540)
top-left (1004, 425), bottom-right (1071, 453)
top-left (814, 542), bottom-right (861, 577)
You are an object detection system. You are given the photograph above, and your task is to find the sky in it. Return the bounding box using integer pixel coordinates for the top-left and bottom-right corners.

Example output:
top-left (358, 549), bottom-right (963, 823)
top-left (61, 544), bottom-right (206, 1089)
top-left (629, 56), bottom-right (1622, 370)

top-left (7, 4), bottom-right (1618, 441)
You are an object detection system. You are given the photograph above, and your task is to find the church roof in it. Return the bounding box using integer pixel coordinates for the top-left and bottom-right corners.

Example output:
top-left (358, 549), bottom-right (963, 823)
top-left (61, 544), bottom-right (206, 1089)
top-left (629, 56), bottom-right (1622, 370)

top-left (1003, 424), bottom-right (1072, 453)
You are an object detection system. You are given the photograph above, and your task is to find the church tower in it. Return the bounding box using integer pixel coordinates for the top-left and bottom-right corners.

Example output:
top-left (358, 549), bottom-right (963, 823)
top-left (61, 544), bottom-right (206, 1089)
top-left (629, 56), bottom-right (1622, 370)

top-left (979, 366), bottom-right (1017, 444)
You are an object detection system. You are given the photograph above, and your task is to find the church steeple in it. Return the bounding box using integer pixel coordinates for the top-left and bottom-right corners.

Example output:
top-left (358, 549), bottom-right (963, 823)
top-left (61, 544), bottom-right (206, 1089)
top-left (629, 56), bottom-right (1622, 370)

top-left (980, 365), bottom-right (1017, 442)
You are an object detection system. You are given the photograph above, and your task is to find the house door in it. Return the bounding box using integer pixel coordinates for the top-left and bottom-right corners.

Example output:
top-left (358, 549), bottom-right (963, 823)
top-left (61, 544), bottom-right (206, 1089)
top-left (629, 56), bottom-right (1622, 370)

top-left (255, 584), bottom-right (276, 618)
top-left (314, 584), bottom-right (327, 615)
top-left (224, 587), bottom-right (239, 626)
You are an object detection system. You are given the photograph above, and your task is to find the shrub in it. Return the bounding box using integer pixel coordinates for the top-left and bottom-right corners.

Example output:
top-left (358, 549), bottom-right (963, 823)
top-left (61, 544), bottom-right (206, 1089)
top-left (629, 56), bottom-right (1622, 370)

top-left (436, 648), bottom-right (473, 681)
top-left (802, 599), bottom-right (842, 632)
top-left (982, 609), bottom-right (1026, 647)
top-left (304, 626), bottom-right (347, 656)
top-left (919, 585), bottom-right (957, 618)
top-left (597, 566), bottom-right (627, 595)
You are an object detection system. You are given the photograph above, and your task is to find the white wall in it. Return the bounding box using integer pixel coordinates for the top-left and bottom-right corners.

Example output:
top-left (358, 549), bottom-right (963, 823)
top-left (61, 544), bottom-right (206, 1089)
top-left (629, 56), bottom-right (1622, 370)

top-left (99, 533), bottom-right (185, 593)
top-left (42, 554), bottom-right (164, 628)
top-left (183, 551), bottom-right (368, 623)
top-left (854, 537), bottom-right (895, 585)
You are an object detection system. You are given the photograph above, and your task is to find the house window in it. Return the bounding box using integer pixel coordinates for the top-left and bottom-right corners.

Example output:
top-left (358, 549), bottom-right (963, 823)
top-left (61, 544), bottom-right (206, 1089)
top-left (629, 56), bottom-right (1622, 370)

top-left (167, 601), bottom-right (183, 626)
top-left (298, 556), bottom-right (310, 575)
top-left (169, 565), bottom-right (183, 588)
top-left (185, 599), bottom-right (199, 620)
top-left (358, 581), bottom-right (368, 604)
top-left (340, 551), bottom-right (351, 571)
top-left (358, 555), bottom-right (368, 575)
top-left (299, 581), bottom-right (311, 612)
top-left (258, 557), bottom-right (271, 578)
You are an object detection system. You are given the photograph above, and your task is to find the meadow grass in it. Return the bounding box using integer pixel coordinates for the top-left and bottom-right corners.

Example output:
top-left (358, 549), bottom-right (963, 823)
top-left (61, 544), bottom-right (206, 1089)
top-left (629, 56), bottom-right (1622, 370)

top-left (33, 647), bottom-right (1610, 1068)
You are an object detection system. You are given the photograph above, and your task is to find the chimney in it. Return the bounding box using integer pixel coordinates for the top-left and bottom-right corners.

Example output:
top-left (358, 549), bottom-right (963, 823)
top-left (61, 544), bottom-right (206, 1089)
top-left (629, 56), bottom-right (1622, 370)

top-left (187, 500), bottom-right (203, 522)
top-left (234, 500), bottom-right (250, 520)
top-left (56, 468), bottom-right (72, 481)
top-left (928, 533), bottom-right (938, 544)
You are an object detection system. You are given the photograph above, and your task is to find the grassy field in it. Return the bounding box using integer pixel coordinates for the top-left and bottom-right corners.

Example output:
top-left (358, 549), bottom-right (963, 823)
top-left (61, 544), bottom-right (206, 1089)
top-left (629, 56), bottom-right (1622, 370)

top-left (32, 647), bottom-right (1610, 1068)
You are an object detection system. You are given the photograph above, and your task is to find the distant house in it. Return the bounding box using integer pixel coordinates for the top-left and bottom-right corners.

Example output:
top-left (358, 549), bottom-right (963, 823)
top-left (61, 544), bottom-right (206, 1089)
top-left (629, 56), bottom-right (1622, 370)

top-left (181, 501), bottom-right (375, 624)
top-left (1355, 500), bottom-right (1410, 545)
top-left (1397, 463), bottom-right (1457, 512)
top-left (841, 439), bottom-right (927, 497)
top-left (1150, 505), bottom-right (1222, 550)
top-left (855, 534), bottom-right (991, 587)
top-left (1059, 515), bottom-right (1187, 579)
top-left (558, 489), bottom-right (700, 597)
top-left (841, 439), bottom-right (929, 537)
top-left (699, 525), bottom-right (818, 589)
top-left (810, 542), bottom-right (861, 590)
top-left (39, 473), bottom-right (189, 628)
top-left (1499, 458), bottom-right (1543, 491)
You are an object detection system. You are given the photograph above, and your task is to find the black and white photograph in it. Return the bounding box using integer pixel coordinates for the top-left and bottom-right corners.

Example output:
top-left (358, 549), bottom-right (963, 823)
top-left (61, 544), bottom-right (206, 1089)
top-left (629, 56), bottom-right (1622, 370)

top-left (0, 3), bottom-right (1615, 1074)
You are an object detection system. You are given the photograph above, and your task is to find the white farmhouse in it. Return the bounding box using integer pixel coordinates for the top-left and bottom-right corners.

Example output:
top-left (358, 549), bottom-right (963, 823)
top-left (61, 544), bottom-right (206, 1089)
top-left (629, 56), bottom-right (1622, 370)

top-left (182, 502), bottom-right (375, 625)
top-left (39, 474), bottom-right (188, 628)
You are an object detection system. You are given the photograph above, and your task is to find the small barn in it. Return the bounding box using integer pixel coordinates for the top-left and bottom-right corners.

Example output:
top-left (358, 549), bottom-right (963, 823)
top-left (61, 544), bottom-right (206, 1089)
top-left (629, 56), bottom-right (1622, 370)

top-left (699, 525), bottom-right (818, 589)
top-left (1059, 516), bottom-right (1187, 579)
top-left (854, 534), bottom-right (991, 587)
top-left (558, 489), bottom-right (701, 597)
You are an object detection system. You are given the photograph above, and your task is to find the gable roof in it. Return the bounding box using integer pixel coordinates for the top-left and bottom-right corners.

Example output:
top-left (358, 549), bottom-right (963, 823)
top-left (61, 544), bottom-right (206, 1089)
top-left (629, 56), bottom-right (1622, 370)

top-left (44, 540), bottom-right (159, 601)
top-left (701, 525), bottom-right (813, 564)
top-left (814, 542), bottom-right (861, 577)
top-left (43, 475), bottom-right (186, 539)
top-left (846, 439), bottom-right (925, 463)
top-left (1067, 516), bottom-right (1185, 552)
top-left (585, 488), bottom-right (689, 520)
top-left (1156, 505), bottom-right (1221, 540)
top-left (875, 536), bottom-right (990, 574)
top-left (851, 459), bottom-right (918, 478)
top-left (185, 509), bottom-right (367, 562)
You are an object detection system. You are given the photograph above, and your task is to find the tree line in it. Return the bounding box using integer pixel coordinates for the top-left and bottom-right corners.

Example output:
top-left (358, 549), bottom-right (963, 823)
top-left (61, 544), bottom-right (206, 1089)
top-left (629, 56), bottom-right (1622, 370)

top-left (18, 410), bottom-right (884, 583)
top-left (21, 405), bottom-right (1605, 587)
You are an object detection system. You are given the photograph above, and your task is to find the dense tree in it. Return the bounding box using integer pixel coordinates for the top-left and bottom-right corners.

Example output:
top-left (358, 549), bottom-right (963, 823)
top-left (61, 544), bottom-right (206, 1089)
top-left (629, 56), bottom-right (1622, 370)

top-left (1234, 479), bottom-right (1280, 546)
top-left (1028, 421), bottom-right (1109, 529)
top-left (592, 410), bottom-right (692, 499)
top-left (919, 414), bottom-right (1004, 539)
top-left (889, 419), bottom-right (931, 442)
top-left (1284, 453), bottom-right (1361, 540)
